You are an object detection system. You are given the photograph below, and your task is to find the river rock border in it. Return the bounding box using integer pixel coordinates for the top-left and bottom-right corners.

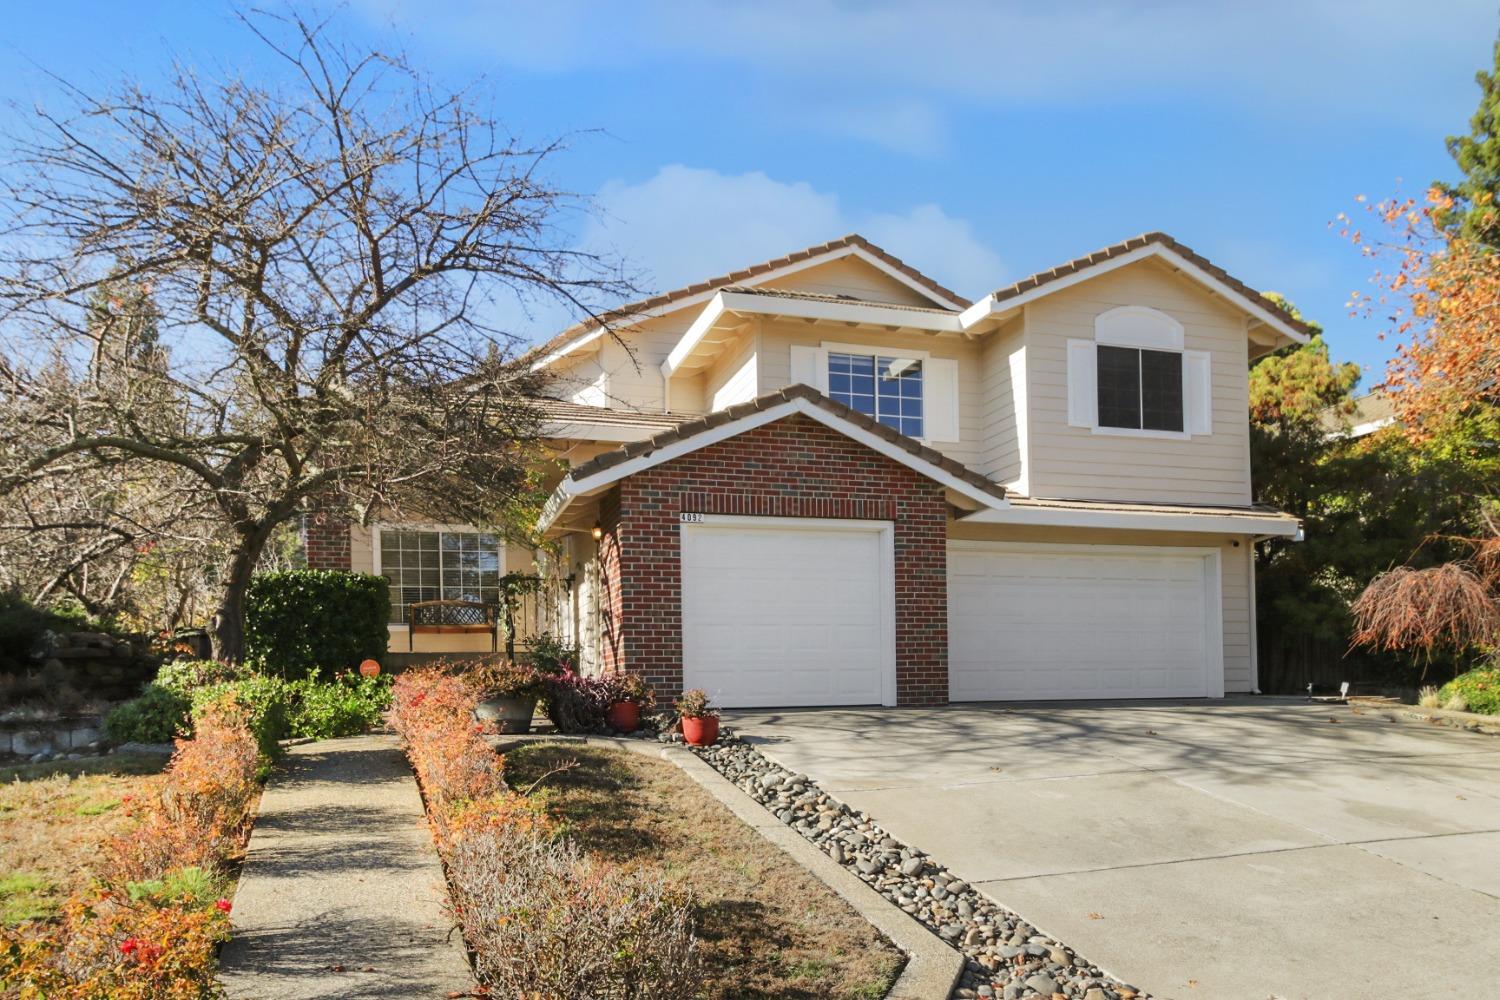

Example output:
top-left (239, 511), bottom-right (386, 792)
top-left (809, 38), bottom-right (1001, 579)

top-left (687, 734), bottom-right (1151, 1000)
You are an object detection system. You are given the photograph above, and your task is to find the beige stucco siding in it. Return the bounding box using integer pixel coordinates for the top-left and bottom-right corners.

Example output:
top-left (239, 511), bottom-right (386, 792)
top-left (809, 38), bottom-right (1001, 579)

top-left (1021, 259), bottom-right (1253, 505)
top-left (948, 520), bottom-right (1256, 693)
top-left (704, 327), bottom-right (760, 411)
top-left (580, 313), bottom-right (699, 413)
top-left (762, 256), bottom-right (938, 306)
top-left (546, 257), bottom-right (953, 417)
top-left (978, 319), bottom-right (1024, 485)
top-left (349, 523), bottom-right (374, 574)
top-left (754, 318), bottom-right (984, 468)
top-left (550, 352), bottom-right (610, 406)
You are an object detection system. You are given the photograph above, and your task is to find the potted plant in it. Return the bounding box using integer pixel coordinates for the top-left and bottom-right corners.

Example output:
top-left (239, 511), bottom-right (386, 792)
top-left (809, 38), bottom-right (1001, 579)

top-left (468, 660), bottom-right (544, 734)
top-left (605, 674), bottom-right (654, 733)
top-left (675, 688), bottom-right (720, 746)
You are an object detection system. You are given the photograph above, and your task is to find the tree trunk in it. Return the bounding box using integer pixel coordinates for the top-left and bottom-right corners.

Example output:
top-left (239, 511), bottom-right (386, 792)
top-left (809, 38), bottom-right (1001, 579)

top-left (209, 524), bottom-right (273, 663)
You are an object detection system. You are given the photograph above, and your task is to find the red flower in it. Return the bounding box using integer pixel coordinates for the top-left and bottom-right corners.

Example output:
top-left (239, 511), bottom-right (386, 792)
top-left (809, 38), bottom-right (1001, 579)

top-left (120, 938), bottom-right (139, 955)
top-left (215, 898), bottom-right (233, 913)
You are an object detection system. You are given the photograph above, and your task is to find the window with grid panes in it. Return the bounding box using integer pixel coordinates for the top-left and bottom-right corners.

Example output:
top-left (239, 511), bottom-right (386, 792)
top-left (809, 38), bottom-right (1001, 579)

top-left (827, 351), bottom-right (924, 437)
top-left (380, 529), bottom-right (502, 624)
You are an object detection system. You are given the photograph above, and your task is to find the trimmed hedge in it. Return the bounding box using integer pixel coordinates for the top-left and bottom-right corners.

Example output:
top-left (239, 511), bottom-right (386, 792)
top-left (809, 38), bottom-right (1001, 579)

top-left (245, 570), bottom-right (389, 680)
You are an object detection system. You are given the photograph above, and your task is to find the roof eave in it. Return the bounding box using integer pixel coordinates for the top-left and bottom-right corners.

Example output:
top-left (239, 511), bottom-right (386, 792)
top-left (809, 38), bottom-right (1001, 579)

top-left (530, 236), bottom-right (971, 372)
top-left (959, 241), bottom-right (1311, 346)
top-left (661, 290), bottom-right (964, 380)
top-left (536, 388), bottom-right (1007, 537)
top-left (960, 502), bottom-right (1302, 537)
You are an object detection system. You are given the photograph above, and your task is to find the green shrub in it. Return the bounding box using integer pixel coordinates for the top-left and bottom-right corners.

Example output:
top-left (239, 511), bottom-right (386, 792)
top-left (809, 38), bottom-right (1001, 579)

top-left (244, 570), bottom-right (389, 680)
top-left (1437, 667), bottom-right (1500, 716)
top-left (104, 684), bottom-right (192, 744)
top-left (154, 659), bottom-right (254, 695)
top-left (125, 867), bottom-right (225, 908)
top-left (523, 632), bottom-right (580, 676)
top-left (190, 675), bottom-right (293, 765)
top-left (289, 672), bottom-right (392, 739)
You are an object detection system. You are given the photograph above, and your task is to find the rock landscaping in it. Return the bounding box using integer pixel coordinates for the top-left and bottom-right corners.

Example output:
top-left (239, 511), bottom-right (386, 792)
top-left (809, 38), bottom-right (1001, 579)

top-left (687, 732), bottom-right (1152, 1000)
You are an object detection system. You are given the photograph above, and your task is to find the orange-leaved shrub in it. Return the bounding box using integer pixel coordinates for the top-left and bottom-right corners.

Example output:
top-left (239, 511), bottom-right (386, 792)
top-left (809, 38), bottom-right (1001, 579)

top-left (1, 890), bottom-right (232, 999)
top-left (0, 694), bottom-right (259, 998)
top-left (106, 696), bottom-right (261, 882)
top-left (390, 667), bottom-right (506, 840)
top-left (391, 668), bottom-right (702, 998)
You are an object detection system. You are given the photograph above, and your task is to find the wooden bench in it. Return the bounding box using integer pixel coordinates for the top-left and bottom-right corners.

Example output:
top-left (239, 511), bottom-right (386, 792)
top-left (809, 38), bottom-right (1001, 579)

top-left (406, 599), bottom-right (499, 652)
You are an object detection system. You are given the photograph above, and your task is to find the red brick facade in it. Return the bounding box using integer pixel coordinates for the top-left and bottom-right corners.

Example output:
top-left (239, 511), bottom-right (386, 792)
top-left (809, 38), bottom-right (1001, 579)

top-left (599, 413), bottom-right (950, 706)
top-left (303, 514), bottom-right (352, 571)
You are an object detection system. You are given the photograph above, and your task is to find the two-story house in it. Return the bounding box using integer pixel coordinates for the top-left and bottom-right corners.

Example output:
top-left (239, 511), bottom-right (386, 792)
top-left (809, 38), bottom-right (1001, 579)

top-left (308, 232), bottom-right (1306, 708)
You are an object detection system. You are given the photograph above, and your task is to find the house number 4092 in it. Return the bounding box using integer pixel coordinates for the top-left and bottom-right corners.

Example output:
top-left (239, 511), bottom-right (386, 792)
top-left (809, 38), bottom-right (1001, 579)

top-left (679, 512), bottom-right (704, 523)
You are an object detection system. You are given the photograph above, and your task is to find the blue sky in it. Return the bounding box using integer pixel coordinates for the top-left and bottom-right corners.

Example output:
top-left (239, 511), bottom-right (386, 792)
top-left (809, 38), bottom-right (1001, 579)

top-left (3, 1), bottom-right (1497, 384)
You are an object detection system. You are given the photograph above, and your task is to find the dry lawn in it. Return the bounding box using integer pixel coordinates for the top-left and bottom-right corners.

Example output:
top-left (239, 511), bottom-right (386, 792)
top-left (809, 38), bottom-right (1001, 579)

top-left (0, 753), bottom-right (166, 924)
top-left (504, 743), bottom-right (903, 1000)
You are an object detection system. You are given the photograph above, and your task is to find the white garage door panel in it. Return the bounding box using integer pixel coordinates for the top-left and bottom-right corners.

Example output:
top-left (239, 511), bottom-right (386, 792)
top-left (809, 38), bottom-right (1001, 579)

top-left (949, 543), bottom-right (1221, 701)
top-left (682, 519), bottom-right (894, 708)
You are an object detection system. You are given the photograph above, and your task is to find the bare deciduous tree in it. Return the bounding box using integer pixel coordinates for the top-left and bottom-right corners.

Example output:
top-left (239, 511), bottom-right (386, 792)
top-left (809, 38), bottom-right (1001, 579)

top-left (0, 11), bottom-right (630, 660)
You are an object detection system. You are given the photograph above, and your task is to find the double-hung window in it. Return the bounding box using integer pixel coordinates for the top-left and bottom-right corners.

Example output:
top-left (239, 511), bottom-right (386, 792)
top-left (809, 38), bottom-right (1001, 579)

top-left (379, 528), bottom-right (502, 625)
top-left (1096, 345), bottom-right (1184, 432)
top-left (827, 351), bottom-right (924, 438)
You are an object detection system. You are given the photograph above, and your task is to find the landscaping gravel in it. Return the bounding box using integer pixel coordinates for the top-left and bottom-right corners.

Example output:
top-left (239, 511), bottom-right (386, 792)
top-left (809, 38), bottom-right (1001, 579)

top-left (680, 731), bottom-right (1153, 1000)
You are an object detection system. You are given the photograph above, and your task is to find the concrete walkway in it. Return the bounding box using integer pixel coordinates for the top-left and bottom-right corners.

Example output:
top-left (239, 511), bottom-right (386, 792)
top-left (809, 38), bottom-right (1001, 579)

top-left (730, 699), bottom-right (1500, 1000)
top-left (219, 734), bottom-right (474, 1000)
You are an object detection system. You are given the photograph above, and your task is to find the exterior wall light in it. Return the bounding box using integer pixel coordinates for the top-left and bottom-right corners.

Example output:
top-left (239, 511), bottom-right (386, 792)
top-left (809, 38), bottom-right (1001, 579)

top-left (591, 523), bottom-right (603, 541)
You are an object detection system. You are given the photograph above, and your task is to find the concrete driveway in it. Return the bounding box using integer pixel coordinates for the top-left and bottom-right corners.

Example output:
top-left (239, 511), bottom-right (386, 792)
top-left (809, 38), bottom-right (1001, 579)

top-left (728, 699), bottom-right (1500, 1000)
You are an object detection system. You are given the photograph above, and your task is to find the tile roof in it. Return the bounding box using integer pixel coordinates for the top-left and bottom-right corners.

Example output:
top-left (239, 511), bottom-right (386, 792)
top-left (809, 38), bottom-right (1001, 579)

top-left (560, 383), bottom-right (1007, 502)
top-left (987, 232), bottom-right (1319, 341)
top-left (530, 234), bottom-right (970, 361)
top-left (1006, 494), bottom-right (1297, 522)
top-left (717, 284), bottom-right (960, 315)
top-left (534, 397), bottom-right (697, 430)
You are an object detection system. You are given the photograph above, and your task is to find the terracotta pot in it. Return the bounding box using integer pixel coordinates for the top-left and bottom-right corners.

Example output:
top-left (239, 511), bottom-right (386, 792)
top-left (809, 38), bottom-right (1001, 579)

top-left (606, 700), bottom-right (640, 733)
top-left (681, 714), bottom-right (719, 746)
top-left (474, 695), bottom-right (537, 734)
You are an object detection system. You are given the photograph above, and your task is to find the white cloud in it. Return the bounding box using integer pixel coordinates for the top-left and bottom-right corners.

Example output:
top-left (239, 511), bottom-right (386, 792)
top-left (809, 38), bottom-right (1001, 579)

top-left (356, 0), bottom-right (1495, 127)
top-left (578, 165), bottom-right (1005, 302)
top-left (802, 98), bottom-right (950, 156)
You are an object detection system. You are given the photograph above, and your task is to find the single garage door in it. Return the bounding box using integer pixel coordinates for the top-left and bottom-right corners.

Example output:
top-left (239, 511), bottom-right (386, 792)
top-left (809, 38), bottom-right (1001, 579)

top-left (948, 542), bottom-right (1223, 701)
top-left (681, 515), bottom-right (895, 708)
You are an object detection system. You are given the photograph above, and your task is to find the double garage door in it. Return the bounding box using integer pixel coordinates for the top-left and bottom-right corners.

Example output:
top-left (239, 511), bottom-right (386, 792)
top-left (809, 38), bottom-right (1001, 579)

top-left (680, 517), bottom-right (1222, 708)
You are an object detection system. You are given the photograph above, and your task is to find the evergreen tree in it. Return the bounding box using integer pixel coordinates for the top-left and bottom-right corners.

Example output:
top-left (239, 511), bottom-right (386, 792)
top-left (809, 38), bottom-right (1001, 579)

top-left (1435, 37), bottom-right (1500, 244)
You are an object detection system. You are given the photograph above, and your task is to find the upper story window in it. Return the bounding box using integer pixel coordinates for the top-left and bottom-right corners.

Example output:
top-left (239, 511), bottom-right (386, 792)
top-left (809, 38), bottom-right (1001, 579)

top-left (1067, 306), bottom-right (1210, 439)
top-left (379, 528), bottom-right (501, 625)
top-left (1097, 345), bottom-right (1183, 432)
top-left (828, 351), bottom-right (924, 437)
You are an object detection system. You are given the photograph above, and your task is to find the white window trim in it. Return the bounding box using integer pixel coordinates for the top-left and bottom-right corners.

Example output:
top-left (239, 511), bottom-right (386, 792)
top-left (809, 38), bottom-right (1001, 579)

top-left (373, 523), bottom-right (505, 631)
top-left (819, 340), bottom-right (932, 442)
top-left (1069, 306), bottom-right (1211, 440)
